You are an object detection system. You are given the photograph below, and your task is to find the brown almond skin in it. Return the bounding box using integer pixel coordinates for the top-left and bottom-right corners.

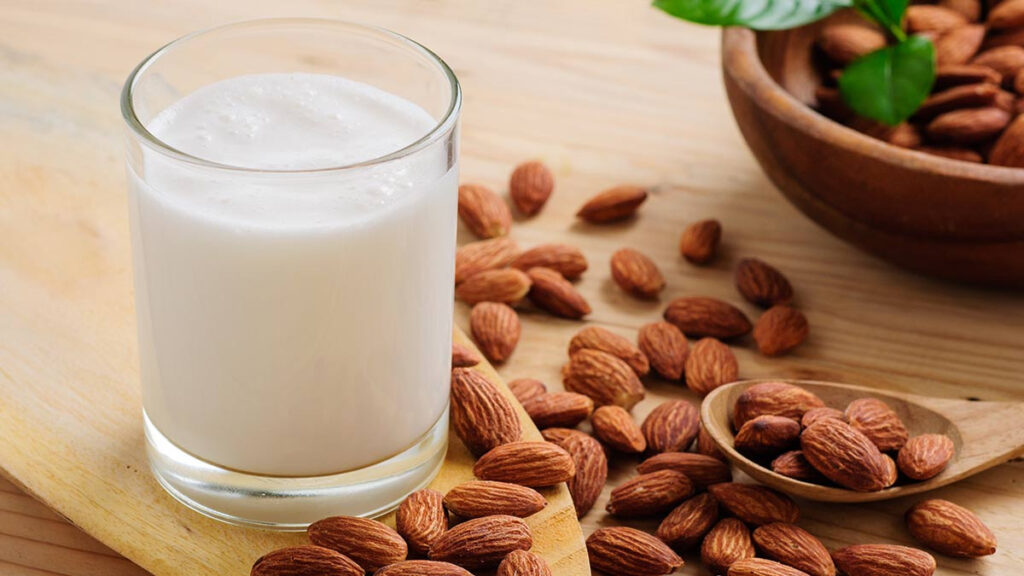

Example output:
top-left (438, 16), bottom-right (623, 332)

top-left (753, 523), bottom-right (836, 576)
top-left (510, 243), bottom-right (587, 279)
top-left (881, 453), bottom-right (899, 488)
top-left (897, 434), bottom-right (955, 480)
top-left (736, 258), bottom-right (793, 308)
top-left (507, 378), bottom-right (546, 403)
top-left (251, 546), bottom-right (363, 576)
top-left (606, 469), bottom-right (694, 517)
top-left (457, 183), bottom-right (512, 239)
top-left (988, 114), bottom-right (1024, 167)
top-left (307, 516), bottom-right (408, 572)
top-left (611, 248), bottom-right (666, 298)
top-left (443, 480), bottom-right (547, 518)
top-left (801, 407), bottom-right (845, 429)
top-left (680, 219), bottom-right (722, 264)
top-left (734, 415), bottom-right (801, 456)
top-left (925, 106), bottom-right (1011, 144)
top-left (497, 550), bottom-right (552, 576)
top-left (940, 0), bottom-right (981, 21)
top-left (845, 397), bottom-right (909, 452)
top-left (906, 499), bottom-right (997, 557)
top-left (396, 489), bottom-right (448, 556)
top-left (588, 526), bottom-right (684, 576)
top-left (374, 560), bottom-right (474, 576)
top-left (801, 418), bottom-right (890, 492)
top-left (771, 450), bottom-right (828, 483)
top-left (933, 64), bottom-right (1000, 90)
top-left (818, 24), bottom-right (886, 65)
top-left (831, 544), bottom-right (936, 576)
top-left (450, 368), bottom-right (521, 456)
top-left (540, 426), bottom-right (580, 445)
top-left (428, 515), bottom-right (532, 569)
top-left (509, 160), bottom-right (554, 216)
top-left (657, 492), bottom-right (720, 549)
top-left (638, 321), bottom-right (688, 380)
top-left (473, 441), bottom-right (575, 487)
top-left (591, 405), bottom-right (647, 453)
top-left (685, 337), bottom-right (739, 396)
top-left (455, 268), bottom-right (531, 306)
top-left (664, 296), bottom-right (753, 339)
top-left (728, 558), bottom-right (812, 576)
top-left (733, 382), bottom-right (826, 429)
top-left (638, 452), bottom-right (733, 488)
top-left (469, 302), bottom-right (521, 364)
top-left (702, 518), bottom-right (756, 574)
top-left (455, 237), bottom-right (518, 284)
top-left (521, 391), bottom-right (593, 429)
top-left (576, 185), bottom-right (648, 223)
top-left (990, 0), bottom-right (1024, 28)
top-left (569, 325), bottom-right (649, 376)
top-left (642, 399), bottom-right (700, 453)
top-left (906, 5), bottom-right (967, 33)
top-left (697, 424), bottom-right (729, 462)
top-left (754, 306), bottom-right (809, 357)
top-left (451, 342), bottom-right (482, 368)
top-left (563, 348), bottom-right (645, 409)
top-left (526, 266), bottom-right (591, 318)
top-left (558, 431), bottom-right (608, 517)
top-left (707, 483), bottom-right (800, 525)
top-left (935, 24), bottom-right (986, 66)
top-left (913, 83), bottom-right (1000, 121)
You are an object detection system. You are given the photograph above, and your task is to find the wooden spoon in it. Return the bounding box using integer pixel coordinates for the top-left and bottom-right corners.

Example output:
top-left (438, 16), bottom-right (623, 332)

top-left (701, 379), bottom-right (1024, 503)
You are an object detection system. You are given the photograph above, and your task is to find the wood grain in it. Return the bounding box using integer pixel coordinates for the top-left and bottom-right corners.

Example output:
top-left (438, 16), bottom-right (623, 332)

top-left (0, 0), bottom-right (1022, 575)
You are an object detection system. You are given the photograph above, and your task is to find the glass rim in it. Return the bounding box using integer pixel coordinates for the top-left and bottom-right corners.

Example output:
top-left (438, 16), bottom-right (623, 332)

top-left (119, 18), bottom-right (462, 174)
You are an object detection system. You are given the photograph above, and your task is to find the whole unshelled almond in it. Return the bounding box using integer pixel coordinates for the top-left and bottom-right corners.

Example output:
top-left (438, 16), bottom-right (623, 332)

top-left (558, 431), bottom-right (608, 517)
top-left (587, 526), bottom-right (684, 576)
top-left (563, 348), bottom-right (645, 409)
top-left (455, 237), bottom-right (518, 284)
top-left (576, 185), bottom-right (648, 223)
top-left (697, 424), bottom-right (728, 462)
top-left (933, 64), bottom-right (1000, 90)
top-left (508, 378), bottom-right (546, 403)
top-left (606, 469), bottom-right (694, 517)
top-left (610, 248), bottom-right (666, 299)
top-left (906, 5), bottom-right (967, 33)
top-left (470, 302), bottom-right (520, 364)
top-left (926, 106), bottom-right (1011, 144)
top-left (591, 405), bottom-right (647, 453)
top-left (831, 544), bottom-right (936, 576)
top-left (510, 243), bottom-right (587, 280)
top-left (734, 415), bottom-right (801, 456)
top-left (569, 325), bottom-right (649, 376)
top-left (680, 219), bottom-right (721, 264)
top-left (685, 337), bottom-right (739, 396)
top-left (897, 434), bottom-right (955, 480)
top-left (707, 483), bottom-right (800, 525)
top-left (906, 499), bottom-right (997, 557)
top-left (754, 306), bottom-right (809, 357)
top-left (458, 183), bottom-right (512, 238)
top-left (540, 426), bottom-right (580, 445)
top-left (801, 407), bottom-right (845, 429)
top-left (642, 399), bottom-right (700, 453)
top-left (753, 523), bottom-right (836, 576)
top-left (913, 83), bottom-right (1000, 121)
top-left (497, 550), bottom-right (552, 576)
top-left (940, 0), bottom-right (981, 21)
top-left (428, 515), bottom-right (532, 569)
top-left (702, 518), bottom-right (755, 574)
top-left (656, 492), bottom-right (720, 549)
top-left (771, 450), bottom-right (827, 483)
top-left (455, 268), bottom-right (531, 306)
top-left (818, 24), bottom-right (886, 64)
top-left (733, 382), bottom-right (826, 428)
top-left (375, 560), bottom-right (473, 576)
top-left (638, 321), bottom-right (687, 380)
top-left (521, 392), bottom-right (594, 428)
top-left (307, 516), bottom-right (407, 572)
top-left (989, 0), bottom-right (1024, 28)
top-left (664, 296), bottom-right (752, 339)
top-left (988, 113), bottom-right (1024, 167)
top-left (728, 558), bottom-right (813, 576)
top-left (396, 489), bottom-right (447, 556)
top-left (473, 441), bottom-right (575, 487)
top-left (845, 397), bottom-right (909, 452)
top-left (736, 258), bottom-right (793, 308)
top-left (526, 266), bottom-right (591, 319)
top-left (443, 480), bottom-right (547, 518)
top-left (935, 24), bottom-right (986, 65)
top-left (801, 418), bottom-right (890, 491)
top-left (450, 368), bottom-right (521, 456)
top-left (251, 546), bottom-right (363, 576)
top-left (451, 342), bottom-right (482, 368)
top-left (638, 452), bottom-right (733, 488)
top-left (973, 45), bottom-right (1024, 79)
top-left (509, 160), bottom-right (554, 216)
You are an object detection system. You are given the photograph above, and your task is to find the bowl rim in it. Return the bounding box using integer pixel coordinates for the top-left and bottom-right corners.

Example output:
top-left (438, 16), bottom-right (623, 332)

top-left (721, 26), bottom-right (1024, 184)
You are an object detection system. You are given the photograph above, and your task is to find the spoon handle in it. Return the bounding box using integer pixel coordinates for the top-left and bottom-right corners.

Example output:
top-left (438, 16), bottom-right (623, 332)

top-left (912, 396), bottom-right (1024, 477)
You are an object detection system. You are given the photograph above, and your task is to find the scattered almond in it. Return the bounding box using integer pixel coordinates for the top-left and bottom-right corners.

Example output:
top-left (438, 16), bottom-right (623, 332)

top-left (569, 325), bottom-right (650, 376)
top-left (509, 161), bottom-right (554, 216)
top-left (728, 558), bottom-right (813, 576)
top-left (606, 469), bottom-right (694, 517)
top-left (375, 561), bottom-right (474, 576)
top-left (508, 377), bottom-right (546, 404)
top-left (455, 268), bottom-right (531, 306)
top-left (734, 415), bottom-right (801, 456)
top-left (736, 258), bottom-right (793, 308)
top-left (469, 302), bottom-right (520, 364)
top-left (642, 399), bottom-right (700, 453)
top-left (679, 219), bottom-right (722, 264)
top-left (638, 452), bottom-right (733, 488)
top-left (450, 368), bottom-right (521, 456)
top-left (563, 348), bottom-right (645, 409)
top-left (557, 431), bottom-right (608, 517)
top-left (701, 518), bottom-right (756, 574)
top-left (396, 489), bottom-right (448, 557)
top-left (428, 515), bottom-right (532, 569)
top-left (897, 434), bottom-right (955, 480)
top-left (250, 546), bottom-right (363, 576)
top-left (458, 183), bottom-right (512, 238)
top-left (510, 243), bottom-right (587, 279)
top-left (733, 382), bottom-right (826, 429)
top-left (753, 523), bottom-right (836, 576)
top-left (685, 337), bottom-right (739, 396)
top-left (576, 185), bottom-right (648, 223)
top-left (656, 492), bottom-right (720, 549)
top-left (754, 306), bottom-right (809, 357)
top-left (801, 418), bottom-right (890, 492)
top-left (526, 266), bottom-right (591, 319)
top-left (455, 237), bottom-right (518, 284)
top-left (697, 424), bottom-right (729, 462)
top-left (473, 441), bottom-right (575, 487)
top-left (451, 342), bottom-right (482, 368)
top-left (664, 296), bottom-right (752, 339)
top-left (307, 516), bottom-right (408, 572)
top-left (610, 248), bottom-right (666, 299)
top-left (906, 499), bottom-right (997, 557)
top-left (638, 321), bottom-right (688, 380)
top-left (443, 480), bottom-right (547, 518)
top-left (587, 526), bottom-right (684, 576)
top-left (591, 405), bottom-right (647, 453)
top-left (707, 483), bottom-right (800, 525)
top-left (521, 391), bottom-right (594, 428)
top-left (845, 397), bottom-right (909, 452)
top-left (497, 550), bottom-right (552, 576)
top-left (831, 544), bottom-right (936, 576)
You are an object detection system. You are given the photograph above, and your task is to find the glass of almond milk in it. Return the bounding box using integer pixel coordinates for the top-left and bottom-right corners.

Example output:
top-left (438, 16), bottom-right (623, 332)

top-left (120, 19), bottom-right (460, 529)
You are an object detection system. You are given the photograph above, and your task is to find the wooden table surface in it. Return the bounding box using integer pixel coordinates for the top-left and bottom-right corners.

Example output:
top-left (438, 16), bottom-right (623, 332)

top-left (2, 0), bottom-right (1023, 575)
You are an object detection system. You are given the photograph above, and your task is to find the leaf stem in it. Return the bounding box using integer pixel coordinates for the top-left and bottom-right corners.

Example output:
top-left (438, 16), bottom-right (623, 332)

top-left (853, 0), bottom-right (907, 42)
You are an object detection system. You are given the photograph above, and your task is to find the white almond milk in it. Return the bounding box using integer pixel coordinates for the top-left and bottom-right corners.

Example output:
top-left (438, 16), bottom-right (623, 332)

top-left (130, 73), bottom-right (456, 477)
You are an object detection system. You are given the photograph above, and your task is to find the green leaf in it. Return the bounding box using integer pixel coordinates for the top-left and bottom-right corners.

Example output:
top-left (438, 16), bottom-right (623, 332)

top-left (838, 36), bottom-right (935, 125)
top-left (653, 0), bottom-right (852, 30)
top-left (871, 0), bottom-right (908, 28)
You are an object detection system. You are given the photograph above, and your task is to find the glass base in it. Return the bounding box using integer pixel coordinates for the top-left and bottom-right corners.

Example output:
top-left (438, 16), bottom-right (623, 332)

top-left (144, 408), bottom-right (448, 530)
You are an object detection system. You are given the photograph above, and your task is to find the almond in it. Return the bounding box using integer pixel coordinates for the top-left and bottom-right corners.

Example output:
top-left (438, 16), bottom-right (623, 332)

top-left (610, 248), bottom-right (666, 298)
top-left (708, 483), bottom-right (800, 525)
top-left (913, 83), bottom-right (1000, 121)
top-left (521, 392), bottom-right (594, 428)
top-left (985, 26), bottom-right (1024, 49)
top-left (701, 518), bottom-right (756, 574)
top-left (845, 397), bottom-right (909, 452)
top-left (473, 441), bottom-right (575, 487)
top-left (940, 0), bottom-right (981, 21)
top-left (801, 418), bottom-right (890, 491)
top-left (851, 120), bottom-right (921, 148)
top-left (451, 342), bottom-right (482, 368)
top-left (697, 424), bottom-right (729, 462)
top-left (818, 24), bottom-right (886, 65)
top-left (450, 368), bottom-right (521, 456)
top-left (428, 515), bottom-right (532, 569)
top-left (728, 558), bottom-right (813, 576)
top-left (989, 114), bottom-right (1024, 166)
top-left (733, 382), bottom-right (826, 429)
top-left (557, 431), bottom-right (608, 517)
top-left (664, 296), bottom-right (753, 339)
top-left (443, 480), bottom-right (547, 518)
top-left (569, 325), bottom-right (650, 376)
top-left (933, 64), bottom-right (1001, 90)
top-left (510, 243), bottom-right (587, 279)
top-left (375, 560), bottom-right (474, 576)
top-left (906, 5), bottom-right (968, 33)
top-left (926, 106), bottom-right (1011, 143)
top-left (525, 266), bottom-right (591, 318)
top-left (454, 237), bottom-right (518, 284)
top-left (906, 499), bottom-right (997, 557)
top-left (685, 337), bottom-right (739, 396)
top-left (734, 415), bottom-right (801, 456)
top-left (587, 526), bottom-right (684, 576)
top-left (801, 407), bottom-right (845, 429)
top-left (396, 489), bottom-right (448, 556)
top-left (642, 399), bottom-right (700, 453)
top-left (916, 146), bottom-right (984, 162)
top-left (576, 185), bottom-right (648, 223)
top-left (457, 183), bottom-right (512, 238)
top-left (753, 523), bottom-right (836, 576)
top-left (656, 492), bottom-right (720, 549)
top-left (771, 450), bottom-right (828, 483)
top-left (307, 516), bottom-right (408, 572)
top-left (679, 219), bottom-right (722, 264)
top-left (989, 0), bottom-right (1024, 28)
top-left (251, 546), bottom-right (363, 576)
top-left (469, 302), bottom-right (520, 364)
top-left (735, 258), bottom-right (793, 308)
top-left (897, 434), bottom-right (955, 480)
top-left (509, 161), bottom-right (554, 216)
top-left (935, 24), bottom-right (986, 65)
top-left (455, 268), bottom-right (531, 306)
top-left (638, 321), bottom-right (688, 380)
top-left (540, 426), bottom-right (579, 445)
top-left (606, 470), bottom-right (694, 517)
top-left (591, 405), bottom-right (647, 453)
top-left (508, 378), bottom-right (546, 403)
top-left (831, 545), bottom-right (936, 576)
top-left (563, 348), bottom-right (645, 409)
top-left (638, 452), bottom-right (733, 488)
top-left (972, 45), bottom-right (1024, 81)
top-left (754, 306), bottom-right (809, 357)
top-left (497, 550), bottom-right (552, 576)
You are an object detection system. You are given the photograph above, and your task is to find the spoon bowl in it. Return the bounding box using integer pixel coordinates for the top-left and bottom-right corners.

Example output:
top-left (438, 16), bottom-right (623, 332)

top-left (701, 379), bottom-right (1024, 502)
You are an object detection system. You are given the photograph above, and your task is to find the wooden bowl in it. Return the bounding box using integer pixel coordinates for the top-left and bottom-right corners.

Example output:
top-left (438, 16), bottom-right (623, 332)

top-left (721, 26), bottom-right (1024, 287)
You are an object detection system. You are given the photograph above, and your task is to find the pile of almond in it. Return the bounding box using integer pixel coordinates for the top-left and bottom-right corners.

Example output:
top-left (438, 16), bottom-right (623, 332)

top-left (816, 1), bottom-right (1024, 165)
